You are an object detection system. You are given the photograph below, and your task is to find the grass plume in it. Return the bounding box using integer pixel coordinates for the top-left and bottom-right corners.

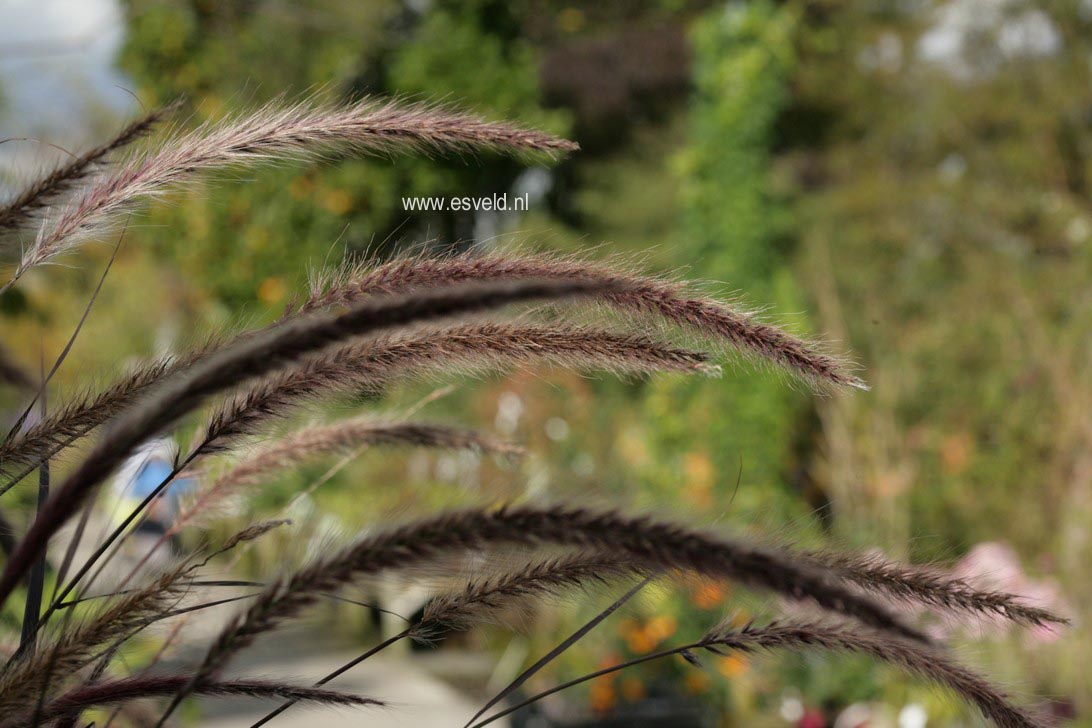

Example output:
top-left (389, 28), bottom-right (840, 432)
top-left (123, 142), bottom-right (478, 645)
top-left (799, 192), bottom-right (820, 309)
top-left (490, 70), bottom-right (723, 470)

top-left (0, 355), bottom-right (176, 475)
top-left (122, 419), bottom-right (517, 578)
top-left (184, 417), bottom-right (518, 526)
top-left (702, 620), bottom-right (1043, 728)
top-left (0, 279), bottom-right (620, 607)
top-left (167, 504), bottom-right (925, 720)
top-left (417, 553), bottom-right (647, 637)
top-left (0, 100), bottom-right (181, 236)
top-left (302, 251), bottom-right (862, 389)
top-left (476, 619), bottom-right (1044, 728)
top-left (805, 549), bottom-right (1069, 629)
top-left (0, 337), bottom-right (227, 490)
top-left (18, 675), bottom-right (380, 727)
top-left (0, 314), bottom-right (706, 478)
top-left (201, 322), bottom-right (715, 452)
top-left (0, 560), bottom-right (191, 717)
top-left (4, 98), bottom-right (575, 291)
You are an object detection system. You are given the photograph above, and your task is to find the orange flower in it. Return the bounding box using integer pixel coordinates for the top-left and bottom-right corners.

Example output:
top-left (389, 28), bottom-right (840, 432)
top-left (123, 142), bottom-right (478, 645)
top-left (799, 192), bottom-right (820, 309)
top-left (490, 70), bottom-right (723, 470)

top-left (624, 628), bottom-right (658, 654)
top-left (685, 671), bottom-right (711, 694)
top-left (597, 652), bottom-right (622, 670)
top-left (691, 580), bottom-right (730, 609)
top-left (716, 654), bottom-right (749, 678)
top-left (589, 681), bottom-right (616, 714)
top-left (645, 614), bottom-right (677, 643)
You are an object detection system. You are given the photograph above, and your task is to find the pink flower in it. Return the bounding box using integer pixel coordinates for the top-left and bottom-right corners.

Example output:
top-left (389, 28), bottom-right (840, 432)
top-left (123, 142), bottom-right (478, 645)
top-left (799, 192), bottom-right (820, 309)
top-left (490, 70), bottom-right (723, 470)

top-left (951, 542), bottom-right (1066, 643)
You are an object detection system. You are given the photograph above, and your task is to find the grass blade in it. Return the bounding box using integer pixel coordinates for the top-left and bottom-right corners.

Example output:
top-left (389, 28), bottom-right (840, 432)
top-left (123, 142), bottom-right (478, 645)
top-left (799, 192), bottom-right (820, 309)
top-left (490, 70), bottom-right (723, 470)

top-left (463, 574), bottom-right (653, 728)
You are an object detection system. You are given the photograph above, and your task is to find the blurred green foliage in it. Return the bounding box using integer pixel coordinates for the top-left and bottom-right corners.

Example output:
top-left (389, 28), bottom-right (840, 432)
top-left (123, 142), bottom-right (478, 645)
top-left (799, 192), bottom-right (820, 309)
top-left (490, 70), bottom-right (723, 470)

top-left (642, 1), bottom-right (805, 524)
top-left (116, 0), bottom-right (569, 310)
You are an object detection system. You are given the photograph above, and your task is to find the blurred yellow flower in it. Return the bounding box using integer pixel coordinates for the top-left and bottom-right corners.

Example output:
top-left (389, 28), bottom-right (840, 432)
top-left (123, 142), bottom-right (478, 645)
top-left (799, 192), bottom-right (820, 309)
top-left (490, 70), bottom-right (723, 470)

top-left (683, 451), bottom-right (714, 507)
top-left (645, 614), bottom-right (677, 642)
top-left (321, 188), bottom-right (354, 215)
top-left (617, 427), bottom-right (649, 467)
top-left (258, 276), bottom-right (286, 304)
top-left (683, 451), bottom-right (713, 486)
top-left (619, 614), bottom-right (676, 653)
top-left (716, 654), bottom-right (748, 678)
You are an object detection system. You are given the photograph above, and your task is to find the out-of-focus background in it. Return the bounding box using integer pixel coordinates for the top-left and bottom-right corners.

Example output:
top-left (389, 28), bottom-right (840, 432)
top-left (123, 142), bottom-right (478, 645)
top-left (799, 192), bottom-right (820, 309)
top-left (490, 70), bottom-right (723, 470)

top-left (1, 0), bottom-right (1089, 726)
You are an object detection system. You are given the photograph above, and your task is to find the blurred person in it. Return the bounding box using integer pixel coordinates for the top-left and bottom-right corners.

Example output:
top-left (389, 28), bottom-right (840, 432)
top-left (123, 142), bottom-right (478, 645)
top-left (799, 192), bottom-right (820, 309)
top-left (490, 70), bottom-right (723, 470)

top-left (109, 437), bottom-right (195, 561)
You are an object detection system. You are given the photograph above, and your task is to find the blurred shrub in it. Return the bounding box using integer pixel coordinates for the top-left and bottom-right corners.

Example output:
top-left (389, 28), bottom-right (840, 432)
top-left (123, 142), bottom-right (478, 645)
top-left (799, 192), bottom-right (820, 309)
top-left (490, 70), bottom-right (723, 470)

top-left (117, 0), bottom-right (566, 310)
top-left (645, 1), bottom-right (805, 530)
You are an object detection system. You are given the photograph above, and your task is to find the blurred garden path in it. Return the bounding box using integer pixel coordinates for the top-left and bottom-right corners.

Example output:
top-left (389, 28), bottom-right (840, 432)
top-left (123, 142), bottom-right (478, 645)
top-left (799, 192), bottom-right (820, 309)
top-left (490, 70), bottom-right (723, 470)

top-left (195, 636), bottom-right (501, 728)
top-left (164, 576), bottom-right (510, 728)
